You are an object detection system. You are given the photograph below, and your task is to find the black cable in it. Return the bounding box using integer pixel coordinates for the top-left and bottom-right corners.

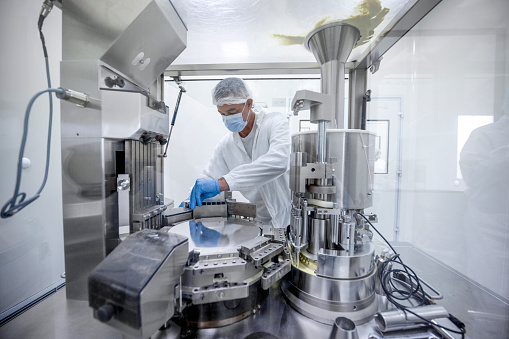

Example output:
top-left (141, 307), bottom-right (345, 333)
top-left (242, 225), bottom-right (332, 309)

top-left (354, 213), bottom-right (467, 338)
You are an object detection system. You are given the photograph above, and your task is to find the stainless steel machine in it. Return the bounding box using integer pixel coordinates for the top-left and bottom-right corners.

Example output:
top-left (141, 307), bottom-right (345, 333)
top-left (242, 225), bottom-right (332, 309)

top-left (88, 199), bottom-right (291, 338)
top-left (283, 22), bottom-right (378, 325)
top-left (60, 0), bottom-right (186, 300)
top-left (61, 7), bottom-right (471, 337)
top-left (87, 22), bottom-right (379, 338)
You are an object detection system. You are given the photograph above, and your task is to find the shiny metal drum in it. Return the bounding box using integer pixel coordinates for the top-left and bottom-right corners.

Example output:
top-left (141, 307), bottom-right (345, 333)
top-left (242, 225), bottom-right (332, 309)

top-left (168, 217), bottom-right (269, 328)
top-left (291, 129), bottom-right (376, 210)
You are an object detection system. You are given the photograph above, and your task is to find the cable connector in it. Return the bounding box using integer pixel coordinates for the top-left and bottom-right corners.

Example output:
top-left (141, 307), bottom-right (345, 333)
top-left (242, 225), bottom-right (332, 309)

top-left (448, 313), bottom-right (466, 330)
top-left (56, 87), bottom-right (89, 107)
top-left (39, 0), bottom-right (54, 19)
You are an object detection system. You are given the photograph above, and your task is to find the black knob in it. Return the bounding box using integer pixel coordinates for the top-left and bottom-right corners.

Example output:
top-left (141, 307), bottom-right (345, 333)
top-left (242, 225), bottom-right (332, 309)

top-left (97, 303), bottom-right (115, 322)
top-left (140, 135), bottom-right (153, 144)
top-left (104, 76), bottom-right (125, 88)
top-left (155, 135), bottom-right (167, 146)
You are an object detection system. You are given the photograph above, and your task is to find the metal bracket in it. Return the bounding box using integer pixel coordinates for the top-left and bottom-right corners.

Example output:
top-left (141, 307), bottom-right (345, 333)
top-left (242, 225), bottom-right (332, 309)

top-left (239, 237), bottom-right (284, 267)
top-left (290, 161), bottom-right (335, 193)
top-left (370, 56), bottom-right (383, 74)
top-left (227, 200), bottom-right (257, 219)
top-left (261, 259), bottom-right (291, 290)
top-left (191, 281), bottom-right (250, 305)
top-left (315, 207), bottom-right (342, 216)
top-left (191, 257), bottom-right (247, 276)
top-left (291, 90), bottom-right (332, 122)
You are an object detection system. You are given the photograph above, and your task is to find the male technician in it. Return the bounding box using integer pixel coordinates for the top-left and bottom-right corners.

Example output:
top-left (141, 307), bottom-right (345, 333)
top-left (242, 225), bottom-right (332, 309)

top-left (187, 77), bottom-right (291, 229)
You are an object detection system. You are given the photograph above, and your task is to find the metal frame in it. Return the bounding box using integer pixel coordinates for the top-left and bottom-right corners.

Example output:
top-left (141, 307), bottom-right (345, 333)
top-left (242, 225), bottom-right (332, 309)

top-left (165, 62), bottom-right (323, 78)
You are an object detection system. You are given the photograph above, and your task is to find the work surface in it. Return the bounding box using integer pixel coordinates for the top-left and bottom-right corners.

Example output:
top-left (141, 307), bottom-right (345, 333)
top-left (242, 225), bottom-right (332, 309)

top-left (1, 243), bottom-right (507, 338)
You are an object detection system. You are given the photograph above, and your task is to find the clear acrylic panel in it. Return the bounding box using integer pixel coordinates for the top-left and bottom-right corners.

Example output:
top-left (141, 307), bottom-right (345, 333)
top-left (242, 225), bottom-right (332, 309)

top-left (169, 0), bottom-right (417, 65)
top-left (366, 0), bottom-right (509, 336)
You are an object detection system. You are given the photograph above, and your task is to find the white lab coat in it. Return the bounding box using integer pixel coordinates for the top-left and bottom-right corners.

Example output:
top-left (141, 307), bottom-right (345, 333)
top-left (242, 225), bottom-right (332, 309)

top-left (459, 115), bottom-right (509, 300)
top-left (200, 109), bottom-right (291, 228)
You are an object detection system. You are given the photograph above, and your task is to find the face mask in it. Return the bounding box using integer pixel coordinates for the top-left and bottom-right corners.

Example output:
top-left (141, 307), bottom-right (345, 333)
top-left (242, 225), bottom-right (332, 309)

top-left (222, 103), bottom-right (248, 132)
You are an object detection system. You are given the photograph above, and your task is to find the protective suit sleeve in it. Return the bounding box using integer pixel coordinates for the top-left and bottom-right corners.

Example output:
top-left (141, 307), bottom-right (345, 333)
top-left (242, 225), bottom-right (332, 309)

top-left (200, 137), bottom-right (231, 181)
top-left (223, 114), bottom-right (290, 191)
top-left (459, 127), bottom-right (509, 187)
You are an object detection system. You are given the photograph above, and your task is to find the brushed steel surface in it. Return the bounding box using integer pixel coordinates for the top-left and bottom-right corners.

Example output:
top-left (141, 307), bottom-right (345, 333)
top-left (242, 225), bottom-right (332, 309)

top-left (63, 0), bottom-right (186, 89)
top-left (101, 91), bottom-right (170, 139)
top-left (292, 130), bottom-right (376, 210)
top-left (60, 0), bottom-right (186, 301)
top-left (374, 305), bottom-right (449, 332)
top-left (61, 138), bottom-right (121, 300)
top-left (100, 0), bottom-right (186, 88)
top-left (0, 244), bottom-right (494, 339)
top-left (287, 265), bottom-right (377, 308)
top-left (305, 23), bottom-right (360, 129)
top-left (307, 217), bottom-right (327, 255)
top-left (282, 279), bottom-right (378, 325)
top-left (317, 242), bottom-right (376, 279)
top-left (329, 317), bottom-right (359, 339)
top-left (168, 217), bottom-right (262, 256)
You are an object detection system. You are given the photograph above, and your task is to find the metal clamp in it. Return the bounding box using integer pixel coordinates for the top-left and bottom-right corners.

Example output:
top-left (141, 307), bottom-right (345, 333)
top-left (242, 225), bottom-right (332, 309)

top-left (191, 257), bottom-right (247, 276)
top-left (239, 237), bottom-right (284, 267)
top-left (246, 243), bottom-right (284, 267)
top-left (191, 281), bottom-right (249, 305)
top-left (261, 259), bottom-right (291, 289)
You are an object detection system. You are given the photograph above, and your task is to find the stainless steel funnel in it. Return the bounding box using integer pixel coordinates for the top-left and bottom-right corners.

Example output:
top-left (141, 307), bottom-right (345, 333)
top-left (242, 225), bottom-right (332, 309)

top-left (329, 317), bottom-right (359, 339)
top-left (305, 23), bottom-right (360, 129)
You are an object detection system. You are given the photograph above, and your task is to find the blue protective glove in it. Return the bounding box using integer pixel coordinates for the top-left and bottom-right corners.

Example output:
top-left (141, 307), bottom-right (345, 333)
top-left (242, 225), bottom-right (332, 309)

top-left (188, 220), bottom-right (221, 247)
top-left (189, 179), bottom-right (221, 210)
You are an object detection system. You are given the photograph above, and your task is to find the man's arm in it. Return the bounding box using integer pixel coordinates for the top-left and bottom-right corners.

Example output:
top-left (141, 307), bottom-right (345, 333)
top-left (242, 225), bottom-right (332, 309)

top-left (223, 113), bottom-right (290, 191)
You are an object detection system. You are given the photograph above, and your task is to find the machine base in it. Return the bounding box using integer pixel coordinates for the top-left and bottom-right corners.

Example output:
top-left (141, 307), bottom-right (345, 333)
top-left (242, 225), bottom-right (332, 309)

top-left (281, 278), bottom-right (378, 325)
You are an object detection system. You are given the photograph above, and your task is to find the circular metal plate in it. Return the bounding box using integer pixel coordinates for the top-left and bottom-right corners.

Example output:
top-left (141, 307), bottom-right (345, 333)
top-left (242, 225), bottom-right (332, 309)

top-left (169, 217), bottom-right (262, 255)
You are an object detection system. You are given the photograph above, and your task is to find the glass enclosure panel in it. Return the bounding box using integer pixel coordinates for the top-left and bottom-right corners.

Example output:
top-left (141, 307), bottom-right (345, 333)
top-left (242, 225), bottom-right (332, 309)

top-left (366, 0), bottom-right (509, 326)
top-left (169, 0), bottom-right (417, 64)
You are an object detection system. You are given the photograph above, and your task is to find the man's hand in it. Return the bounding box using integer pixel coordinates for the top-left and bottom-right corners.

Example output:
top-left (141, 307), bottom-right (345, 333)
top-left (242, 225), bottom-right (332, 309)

top-left (189, 179), bottom-right (221, 210)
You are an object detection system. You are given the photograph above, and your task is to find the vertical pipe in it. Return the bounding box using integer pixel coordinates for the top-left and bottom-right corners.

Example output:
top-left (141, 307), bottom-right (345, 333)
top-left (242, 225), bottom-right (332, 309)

top-left (340, 220), bottom-right (355, 256)
top-left (348, 68), bottom-right (367, 130)
top-left (308, 218), bottom-right (327, 255)
top-left (321, 61), bottom-right (345, 129)
top-left (301, 199), bottom-right (308, 246)
top-left (317, 121), bottom-right (327, 163)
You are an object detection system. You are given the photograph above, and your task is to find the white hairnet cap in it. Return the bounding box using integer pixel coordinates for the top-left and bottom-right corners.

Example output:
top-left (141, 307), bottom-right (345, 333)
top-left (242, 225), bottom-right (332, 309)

top-left (212, 77), bottom-right (253, 106)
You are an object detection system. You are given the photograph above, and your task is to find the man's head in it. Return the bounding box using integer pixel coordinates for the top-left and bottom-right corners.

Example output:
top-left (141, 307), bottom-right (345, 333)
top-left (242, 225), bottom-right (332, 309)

top-left (212, 77), bottom-right (253, 106)
top-left (212, 78), bottom-right (254, 133)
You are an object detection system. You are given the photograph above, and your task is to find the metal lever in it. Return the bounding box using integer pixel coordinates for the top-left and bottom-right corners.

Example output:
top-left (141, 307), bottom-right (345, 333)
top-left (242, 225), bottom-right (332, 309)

top-left (160, 81), bottom-right (186, 157)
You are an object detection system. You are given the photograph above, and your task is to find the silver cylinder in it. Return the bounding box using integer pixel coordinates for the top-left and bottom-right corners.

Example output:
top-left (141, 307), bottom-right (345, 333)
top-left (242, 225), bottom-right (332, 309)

top-left (374, 305), bottom-right (450, 332)
top-left (291, 130), bottom-right (376, 210)
top-left (340, 220), bottom-right (355, 256)
top-left (327, 217), bottom-right (340, 250)
top-left (329, 317), bottom-right (359, 339)
top-left (321, 61), bottom-right (346, 129)
top-left (308, 218), bottom-right (327, 255)
top-left (317, 121), bottom-right (327, 163)
top-left (290, 213), bottom-right (302, 247)
top-left (302, 200), bottom-right (308, 246)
